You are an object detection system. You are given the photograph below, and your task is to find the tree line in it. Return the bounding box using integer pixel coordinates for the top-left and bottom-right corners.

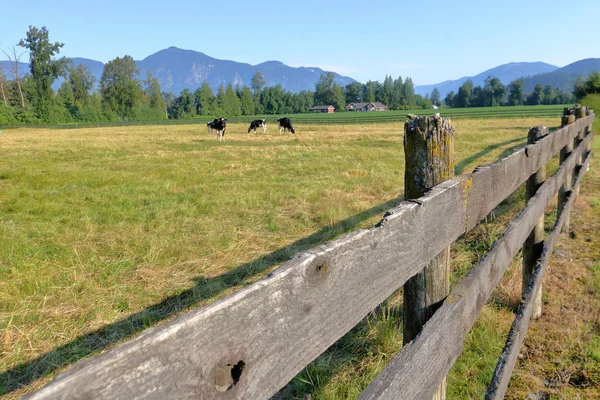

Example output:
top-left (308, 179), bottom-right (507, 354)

top-left (442, 77), bottom-right (574, 108)
top-left (0, 26), bottom-right (591, 125)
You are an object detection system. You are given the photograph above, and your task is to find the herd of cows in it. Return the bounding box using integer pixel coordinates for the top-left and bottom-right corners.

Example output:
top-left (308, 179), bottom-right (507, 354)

top-left (206, 117), bottom-right (296, 141)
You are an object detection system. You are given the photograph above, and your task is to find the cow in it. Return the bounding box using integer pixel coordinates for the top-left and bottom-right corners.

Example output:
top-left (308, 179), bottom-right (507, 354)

top-left (207, 118), bottom-right (219, 134)
top-left (212, 118), bottom-right (227, 141)
top-left (277, 117), bottom-right (295, 134)
top-left (248, 119), bottom-right (267, 134)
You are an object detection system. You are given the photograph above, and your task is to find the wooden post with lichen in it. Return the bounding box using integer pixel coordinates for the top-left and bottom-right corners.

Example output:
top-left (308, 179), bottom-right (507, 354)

top-left (558, 108), bottom-right (576, 233)
top-left (403, 114), bottom-right (454, 400)
top-left (574, 105), bottom-right (587, 196)
top-left (522, 126), bottom-right (547, 320)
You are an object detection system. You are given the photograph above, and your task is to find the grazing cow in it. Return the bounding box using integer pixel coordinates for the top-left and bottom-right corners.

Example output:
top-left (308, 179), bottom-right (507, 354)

top-left (277, 117), bottom-right (295, 134)
top-left (248, 119), bottom-right (267, 134)
top-left (207, 118), bottom-right (219, 134)
top-left (213, 117), bottom-right (227, 141)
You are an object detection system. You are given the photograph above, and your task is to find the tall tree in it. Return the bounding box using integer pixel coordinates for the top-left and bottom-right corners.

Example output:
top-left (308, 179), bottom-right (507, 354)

top-left (144, 71), bottom-right (165, 114)
top-left (68, 64), bottom-right (95, 108)
top-left (574, 72), bottom-right (600, 99)
top-left (454, 79), bottom-right (473, 108)
top-left (344, 81), bottom-right (362, 103)
top-left (507, 78), bottom-right (525, 106)
top-left (392, 76), bottom-right (404, 109)
top-left (251, 72), bottom-right (266, 96)
top-left (2, 47), bottom-right (27, 108)
top-left (100, 55), bottom-right (142, 119)
top-left (0, 69), bottom-right (8, 106)
top-left (444, 91), bottom-right (456, 108)
top-left (223, 83), bottom-right (241, 116)
top-left (314, 72), bottom-right (345, 110)
top-left (484, 76), bottom-right (506, 107)
top-left (363, 81), bottom-right (376, 103)
top-left (18, 26), bottom-right (68, 120)
top-left (401, 78), bottom-right (415, 107)
top-left (239, 85), bottom-right (255, 115)
top-left (430, 87), bottom-right (440, 106)
top-left (382, 75), bottom-right (394, 106)
top-left (194, 82), bottom-right (216, 115)
top-left (542, 85), bottom-right (555, 105)
top-left (526, 83), bottom-right (544, 105)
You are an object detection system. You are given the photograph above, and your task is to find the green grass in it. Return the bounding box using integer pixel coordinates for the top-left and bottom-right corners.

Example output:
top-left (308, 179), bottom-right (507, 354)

top-left (0, 117), bottom-right (566, 398)
top-left (0, 104), bottom-right (569, 130)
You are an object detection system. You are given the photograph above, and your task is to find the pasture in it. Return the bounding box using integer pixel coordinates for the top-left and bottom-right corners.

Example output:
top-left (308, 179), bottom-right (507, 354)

top-left (1, 117), bottom-right (599, 399)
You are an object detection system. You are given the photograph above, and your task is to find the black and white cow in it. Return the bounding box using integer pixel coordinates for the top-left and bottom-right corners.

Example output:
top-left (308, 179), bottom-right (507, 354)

top-left (212, 118), bottom-right (227, 141)
top-left (248, 119), bottom-right (267, 134)
top-left (277, 117), bottom-right (295, 134)
top-left (207, 118), bottom-right (219, 134)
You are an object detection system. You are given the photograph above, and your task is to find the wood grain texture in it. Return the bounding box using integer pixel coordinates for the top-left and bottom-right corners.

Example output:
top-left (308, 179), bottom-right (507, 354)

top-left (358, 132), bottom-right (593, 400)
top-left (403, 115), bottom-right (454, 345)
top-left (558, 111), bottom-right (577, 232)
top-left (403, 115), bottom-right (455, 400)
top-left (486, 150), bottom-right (592, 400)
top-left (26, 117), bottom-right (594, 400)
top-left (523, 126), bottom-right (548, 320)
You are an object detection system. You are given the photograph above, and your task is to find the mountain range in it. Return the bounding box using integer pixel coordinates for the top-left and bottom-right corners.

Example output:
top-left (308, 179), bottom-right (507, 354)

top-left (414, 62), bottom-right (559, 97)
top-left (414, 59), bottom-right (600, 98)
top-left (1, 47), bottom-right (356, 94)
top-left (2, 47), bottom-right (599, 98)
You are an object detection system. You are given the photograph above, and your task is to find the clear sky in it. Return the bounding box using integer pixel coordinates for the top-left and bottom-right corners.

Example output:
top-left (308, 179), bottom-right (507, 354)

top-left (1, 0), bottom-right (598, 85)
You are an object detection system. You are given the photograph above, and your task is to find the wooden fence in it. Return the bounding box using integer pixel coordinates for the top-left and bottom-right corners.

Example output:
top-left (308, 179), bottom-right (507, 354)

top-left (25, 107), bottom-right (595, 399)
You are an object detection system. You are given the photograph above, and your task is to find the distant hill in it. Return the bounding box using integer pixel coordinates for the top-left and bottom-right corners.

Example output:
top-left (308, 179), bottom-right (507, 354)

top-left (522, 58), bottom-right (600, 92)
top-left (2, 47), bottom-right (356, 94)
top-left (134, 47), bottom-right (355, 94)
top-left (415, 62), bottom-right (559, 98)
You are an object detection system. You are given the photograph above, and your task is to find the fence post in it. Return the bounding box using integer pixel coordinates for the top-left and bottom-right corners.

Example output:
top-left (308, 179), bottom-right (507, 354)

top-left (574, 105), bottom-right (587, 196)
top-left (522, 126), bottom-right (548, 320)
top-left (403, 114), bottom-right (454, 400)
top-left (558, 108), bottom-right (575, 233)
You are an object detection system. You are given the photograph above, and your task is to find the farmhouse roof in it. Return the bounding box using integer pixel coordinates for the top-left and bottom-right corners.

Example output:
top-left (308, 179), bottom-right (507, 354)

top-left (347, 102), bottom-right (388, 108)
top-left (309, 105), bottom-right (334, 110)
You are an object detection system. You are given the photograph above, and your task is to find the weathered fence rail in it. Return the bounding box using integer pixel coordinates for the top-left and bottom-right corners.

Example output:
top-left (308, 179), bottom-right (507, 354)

top-left (25, 108), bottom-right (595, 399)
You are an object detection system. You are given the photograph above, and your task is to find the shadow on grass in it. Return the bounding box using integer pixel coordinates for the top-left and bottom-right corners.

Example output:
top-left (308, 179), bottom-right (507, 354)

top-left (455, 137), bottom-right (525, 175)
top-left (0, 196), bottom-right (403, 396)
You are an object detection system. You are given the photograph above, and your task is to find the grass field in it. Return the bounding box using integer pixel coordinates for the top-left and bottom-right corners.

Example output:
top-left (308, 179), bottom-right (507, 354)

top-left (0, 104), bottom-right (569, 130)
top-left (1, 116), bottom-right (598, 399)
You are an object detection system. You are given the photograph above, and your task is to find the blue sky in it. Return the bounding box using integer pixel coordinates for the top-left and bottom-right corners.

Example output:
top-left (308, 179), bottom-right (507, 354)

top-left (1, 0), bottom-right (598, 85)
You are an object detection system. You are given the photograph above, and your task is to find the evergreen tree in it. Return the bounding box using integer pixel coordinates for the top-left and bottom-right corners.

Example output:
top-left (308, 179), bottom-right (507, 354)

top-left (363, 81), bottom-right (376, 102)
top-left (223, 83), bottom-right (242, 116)
top-left (239, 85), bottom-right (255, 115)
top-left (382, 75), bottom-right (394, 107)
top-left (430, 87), bottom-right (441, 106)
top-left (392, 76), bottom-right (404, 109)
top-left (401, 78), bottom-right (415, 107)
top-left (195, 82), bottom-right (216, 115)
